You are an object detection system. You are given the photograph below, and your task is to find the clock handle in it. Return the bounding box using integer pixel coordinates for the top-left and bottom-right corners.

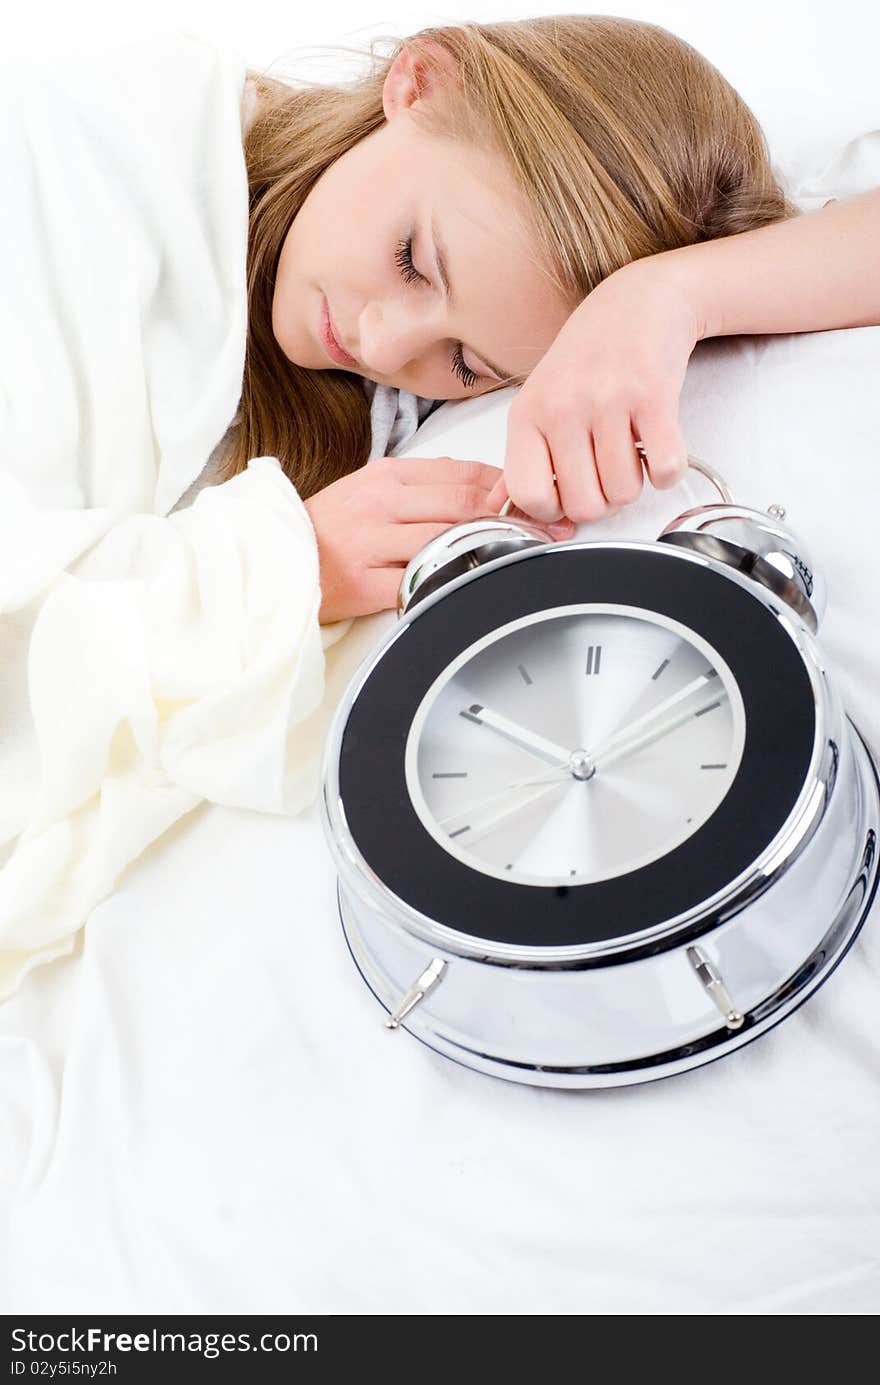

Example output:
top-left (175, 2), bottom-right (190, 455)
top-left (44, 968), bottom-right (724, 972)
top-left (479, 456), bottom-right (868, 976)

top-left (638, 447), bottom-right (734, 505)
top-left (679, 452), bottom-right (733, 505)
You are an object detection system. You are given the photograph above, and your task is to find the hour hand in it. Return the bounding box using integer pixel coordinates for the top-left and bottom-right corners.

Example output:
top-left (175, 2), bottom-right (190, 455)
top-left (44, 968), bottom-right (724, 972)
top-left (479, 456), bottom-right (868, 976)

top-left (460, 703), bottom-right (573, 767)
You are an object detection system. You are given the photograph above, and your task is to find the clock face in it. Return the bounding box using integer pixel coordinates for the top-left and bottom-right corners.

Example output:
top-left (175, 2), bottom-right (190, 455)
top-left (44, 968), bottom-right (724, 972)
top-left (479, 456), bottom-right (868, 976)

top-left (335, 545), bottom-right (817, 950)
top-left (404, 606), bottom-right (746, 887)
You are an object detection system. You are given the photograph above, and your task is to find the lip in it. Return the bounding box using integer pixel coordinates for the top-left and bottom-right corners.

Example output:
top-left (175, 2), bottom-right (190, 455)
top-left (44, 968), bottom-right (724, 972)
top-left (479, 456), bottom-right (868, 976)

top-left (320, 295), bottom-right (358, 367)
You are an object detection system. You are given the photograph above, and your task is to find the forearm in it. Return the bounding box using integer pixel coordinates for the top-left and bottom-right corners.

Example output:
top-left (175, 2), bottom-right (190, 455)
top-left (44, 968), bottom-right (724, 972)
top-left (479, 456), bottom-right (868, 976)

top-left (648, 187), bottom-right (880, 341)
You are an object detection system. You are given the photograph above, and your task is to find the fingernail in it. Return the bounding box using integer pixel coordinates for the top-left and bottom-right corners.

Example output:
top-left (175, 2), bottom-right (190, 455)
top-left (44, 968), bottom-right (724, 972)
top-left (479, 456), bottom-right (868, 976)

top-left (549, 521), bottom-right (574, 538)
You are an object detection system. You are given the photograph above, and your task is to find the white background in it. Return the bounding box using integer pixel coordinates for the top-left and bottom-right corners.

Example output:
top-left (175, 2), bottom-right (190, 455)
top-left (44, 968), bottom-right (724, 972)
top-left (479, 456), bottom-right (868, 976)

top-left (3, 0), bottom-right (880, 1316)
top-left (6, 1), bottom-right (880, 177)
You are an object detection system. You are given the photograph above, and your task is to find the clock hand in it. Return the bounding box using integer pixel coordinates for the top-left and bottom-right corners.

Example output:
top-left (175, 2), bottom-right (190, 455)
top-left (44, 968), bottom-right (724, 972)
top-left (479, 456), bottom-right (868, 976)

top-left (586, 671), bottom-right (721, 764)
top-left (438, 766), bottom-right (574, 837)
top-left (593, 689), bottom-right (729, 772)
top-left (442, 775), bottom-right (571, 849)
top-left (461, 703), bottom-right (574, 767)
top-left (447, 691), bottom-right (727, 852)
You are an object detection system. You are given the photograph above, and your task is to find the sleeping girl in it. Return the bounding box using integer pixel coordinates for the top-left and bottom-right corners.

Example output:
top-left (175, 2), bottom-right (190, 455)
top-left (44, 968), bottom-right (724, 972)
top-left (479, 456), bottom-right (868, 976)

top-left (0, 13), bottom-right (877, 997)
top-left (217, 14), bottom-right (878, 623)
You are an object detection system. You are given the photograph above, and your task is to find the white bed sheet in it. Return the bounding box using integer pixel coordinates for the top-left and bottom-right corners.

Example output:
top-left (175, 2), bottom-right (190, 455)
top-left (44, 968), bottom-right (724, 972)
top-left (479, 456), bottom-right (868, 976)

top-left (2, 150), bottom-right (880, 1317)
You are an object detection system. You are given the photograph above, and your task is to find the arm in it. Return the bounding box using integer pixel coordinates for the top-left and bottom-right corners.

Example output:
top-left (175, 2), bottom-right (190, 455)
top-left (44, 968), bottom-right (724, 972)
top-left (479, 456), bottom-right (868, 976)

top-left (652, 187), bottom-right (880, 340)
top-left (487, 186), bottom-right (880, 525)
top-left (0, 458), bottom-right (328, 998)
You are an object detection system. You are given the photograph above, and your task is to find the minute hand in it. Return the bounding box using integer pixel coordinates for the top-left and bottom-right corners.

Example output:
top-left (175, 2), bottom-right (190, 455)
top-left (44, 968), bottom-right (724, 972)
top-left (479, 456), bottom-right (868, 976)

top-left (592, 690), bottom-right (729, 771)
top-left (587, 673), bottom-right (726, 767)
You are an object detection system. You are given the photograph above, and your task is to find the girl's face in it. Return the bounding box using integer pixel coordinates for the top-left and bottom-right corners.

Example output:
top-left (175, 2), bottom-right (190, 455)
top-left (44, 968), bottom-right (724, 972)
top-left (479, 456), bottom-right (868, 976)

top-left (271, 46), bottom-right (574, 400)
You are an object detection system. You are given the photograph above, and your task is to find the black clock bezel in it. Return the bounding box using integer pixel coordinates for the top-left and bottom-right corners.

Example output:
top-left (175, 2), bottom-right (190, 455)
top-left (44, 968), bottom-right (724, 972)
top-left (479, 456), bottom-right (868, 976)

top-left (338, 545), bottom-right (817, 949)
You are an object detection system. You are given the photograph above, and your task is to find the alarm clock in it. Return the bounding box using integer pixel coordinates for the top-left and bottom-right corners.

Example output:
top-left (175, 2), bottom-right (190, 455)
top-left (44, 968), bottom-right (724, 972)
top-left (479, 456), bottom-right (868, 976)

top-left (319, 459), bottom-right (879, 1087)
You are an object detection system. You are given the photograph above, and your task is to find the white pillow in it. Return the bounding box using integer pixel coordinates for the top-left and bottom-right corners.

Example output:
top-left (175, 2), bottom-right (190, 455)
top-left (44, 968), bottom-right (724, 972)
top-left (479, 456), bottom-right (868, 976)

top-left (778, 128), bottom-right (880, 210)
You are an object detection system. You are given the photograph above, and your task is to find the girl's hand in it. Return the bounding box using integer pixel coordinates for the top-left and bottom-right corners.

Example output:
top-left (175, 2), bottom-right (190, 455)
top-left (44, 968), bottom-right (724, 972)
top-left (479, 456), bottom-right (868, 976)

top-left (304, 454), bottom-right (575, 623)
top-left (485, 256), bottom-right (701, 523)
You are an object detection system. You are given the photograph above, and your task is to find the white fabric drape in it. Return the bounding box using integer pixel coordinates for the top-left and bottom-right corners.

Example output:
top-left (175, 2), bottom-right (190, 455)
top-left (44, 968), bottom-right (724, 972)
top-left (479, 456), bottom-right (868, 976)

top-left (0, 32), bottom-right (345, 999)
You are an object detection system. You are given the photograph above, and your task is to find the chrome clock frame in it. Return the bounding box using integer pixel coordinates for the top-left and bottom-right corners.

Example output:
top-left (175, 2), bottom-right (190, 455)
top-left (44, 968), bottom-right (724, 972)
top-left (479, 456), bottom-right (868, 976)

top-left (320, 538), bottom-right (880, 1088)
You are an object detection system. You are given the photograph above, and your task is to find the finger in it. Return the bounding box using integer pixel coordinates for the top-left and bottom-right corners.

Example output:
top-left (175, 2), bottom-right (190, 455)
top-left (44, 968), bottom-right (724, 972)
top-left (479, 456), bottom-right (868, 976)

top-left (485, 469), bottom-right (574, 535)
top-left (391, 483), bottom-right (496, 524)
top-left (549, 423), bottom-right (612, 523)
top-left (504, 416), bottom-right (563, 523)
top-left (590, 416), bottom-right (644, 509)
top-left (632, 405), bottom-right (689, 490)
top-left (502, 503), bottom-right (575, 539)
top-left (485, 475), bottom-right (508, 513)
top-left (391, 456), bottom-right (500, 490)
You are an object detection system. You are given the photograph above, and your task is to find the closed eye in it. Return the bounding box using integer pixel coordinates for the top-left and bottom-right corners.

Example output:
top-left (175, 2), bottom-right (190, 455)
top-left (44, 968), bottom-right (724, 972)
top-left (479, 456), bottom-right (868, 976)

top-left (394, 235), bottom-right (484, 390)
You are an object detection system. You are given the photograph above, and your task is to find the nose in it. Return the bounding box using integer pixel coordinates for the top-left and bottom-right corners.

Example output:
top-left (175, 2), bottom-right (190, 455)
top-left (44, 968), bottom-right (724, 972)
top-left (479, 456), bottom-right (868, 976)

top-left (357, 297), bottom-right (441, 377)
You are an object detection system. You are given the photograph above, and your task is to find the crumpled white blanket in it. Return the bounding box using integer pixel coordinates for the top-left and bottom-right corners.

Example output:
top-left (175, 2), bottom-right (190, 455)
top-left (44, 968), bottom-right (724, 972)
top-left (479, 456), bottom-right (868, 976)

top-left (0, 32), bottom-right (355, 1000)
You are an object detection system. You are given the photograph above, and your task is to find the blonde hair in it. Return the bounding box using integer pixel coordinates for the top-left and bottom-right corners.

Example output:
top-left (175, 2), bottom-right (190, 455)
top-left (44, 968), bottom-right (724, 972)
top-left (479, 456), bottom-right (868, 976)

top-left (214, 15), bottom-right (797, 496)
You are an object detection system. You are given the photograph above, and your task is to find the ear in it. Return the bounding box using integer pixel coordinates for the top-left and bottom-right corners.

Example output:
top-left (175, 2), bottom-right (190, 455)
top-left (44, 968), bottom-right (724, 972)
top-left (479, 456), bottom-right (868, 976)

top-left (382, 39), bottom-right (461, 120)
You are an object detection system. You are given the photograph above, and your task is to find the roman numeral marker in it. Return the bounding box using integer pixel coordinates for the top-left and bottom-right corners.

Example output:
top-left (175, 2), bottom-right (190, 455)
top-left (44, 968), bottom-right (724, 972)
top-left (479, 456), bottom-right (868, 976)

top-left (585, 645), bottom-right (602, 676)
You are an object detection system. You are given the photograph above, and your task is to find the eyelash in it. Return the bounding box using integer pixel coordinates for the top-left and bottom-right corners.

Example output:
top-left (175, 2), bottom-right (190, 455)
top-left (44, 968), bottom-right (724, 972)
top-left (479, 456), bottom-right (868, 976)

top-left (394, 235), bottom-right (482, 390)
